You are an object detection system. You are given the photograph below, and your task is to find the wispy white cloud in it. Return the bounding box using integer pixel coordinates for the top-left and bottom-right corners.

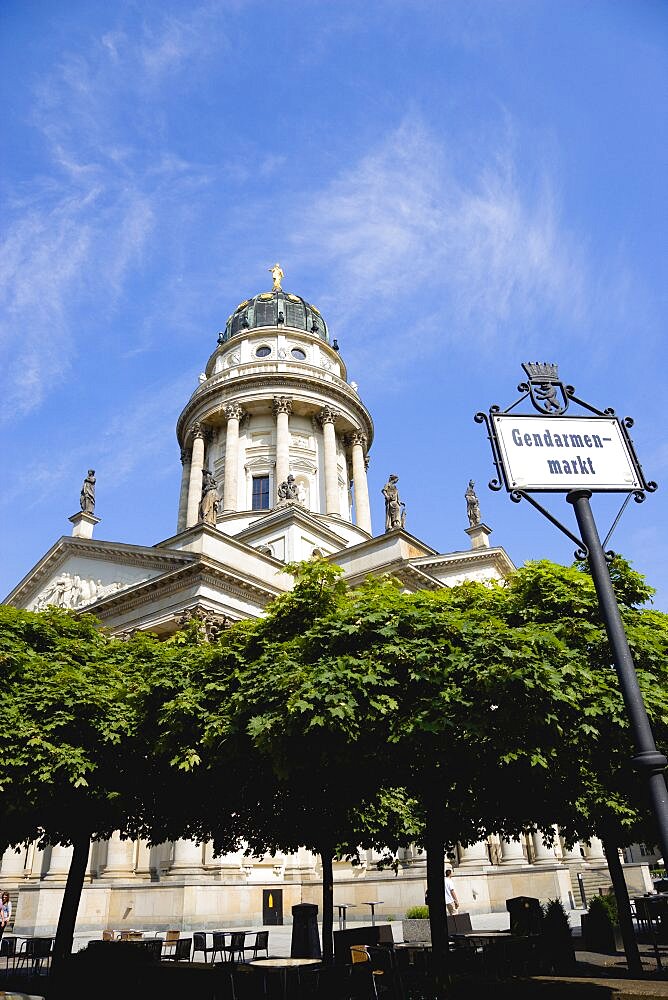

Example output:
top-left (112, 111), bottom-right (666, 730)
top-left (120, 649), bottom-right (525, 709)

top-left (289, 118), bottom-right (587, 352)
top-left (0, 5), bottom-right (221, 425)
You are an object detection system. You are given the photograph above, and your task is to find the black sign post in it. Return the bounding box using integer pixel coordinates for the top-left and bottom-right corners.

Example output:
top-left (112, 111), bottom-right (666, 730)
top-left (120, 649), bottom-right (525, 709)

top-left (476, 363), bottom-right (668, 866)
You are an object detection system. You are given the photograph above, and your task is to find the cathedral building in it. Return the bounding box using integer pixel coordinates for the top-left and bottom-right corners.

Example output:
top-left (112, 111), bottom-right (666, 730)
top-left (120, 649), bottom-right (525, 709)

top-left (2, 269), bottom-right (651, 935)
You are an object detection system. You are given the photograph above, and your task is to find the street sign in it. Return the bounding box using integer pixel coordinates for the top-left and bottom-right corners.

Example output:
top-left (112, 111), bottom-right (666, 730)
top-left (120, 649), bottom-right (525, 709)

top-left (492, 414), bottom-right (642, 492)
top-left (475, 363), bottom-right (667, 879)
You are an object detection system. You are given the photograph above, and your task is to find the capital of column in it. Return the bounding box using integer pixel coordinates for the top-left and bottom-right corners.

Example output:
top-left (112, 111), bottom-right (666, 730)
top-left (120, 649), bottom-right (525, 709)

top-left (273, 396), bottom-right (293, 416)
top-left (190, 421), bottom-right (204, 441)
top-left (346, 430), bottom-right (367, 450)
top-left (225, 402), bottom-right (246, 422)
top-left (180, 447), bottom-right (190, 465)
top-left (318, 405), bottom-right (339, 426)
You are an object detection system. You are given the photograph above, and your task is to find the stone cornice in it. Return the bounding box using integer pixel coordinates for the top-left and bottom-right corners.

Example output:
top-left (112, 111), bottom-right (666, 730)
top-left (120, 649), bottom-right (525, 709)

top-left (235, 505), bottom-right (353, 548)
top-left (177, 371), bottom-right (373, 449)
top-left (4, 536), bottom-right (195, 607)
top-left (410, 546), bottom-right (516, 577)
top-left (325, 527), bottom-right (439, 562)
top-left (342, 559), bottom-right (444, 592)
top-left (91, 555), bottom-right (284, 619)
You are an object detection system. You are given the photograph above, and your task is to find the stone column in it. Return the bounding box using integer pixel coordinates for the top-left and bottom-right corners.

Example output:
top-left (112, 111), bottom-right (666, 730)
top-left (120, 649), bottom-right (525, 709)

top-left (560, 839), bottom-right (584, 863)
top-left (186, 423), bottom-right (205, 527)
top-left (531, 832), bottom-right (558, 865)
top-left (273, 397), bottom-right (292, 496)
top-left (582, 836), bottom-right (606, 862)
top-left (177, 447), bottom-right (191, 532)
top-left (1, 844), bottom-right (27, 878)
top-left (168, 839), bottom-right (204, 877)
top-left (499, 837), bottom-right (529, 866)
top-left (44, 843), bottom-right (74, 881)
top-left (319, 406), bottom-right (340, 516)
top-left (223, 403), bottom-right (245, 512)
top-left (457, 841), bottom-right (490, 867)
top-left (349, 431), bottom-right (372, 534)
top-left (102, 832), bottom-right (136, 878)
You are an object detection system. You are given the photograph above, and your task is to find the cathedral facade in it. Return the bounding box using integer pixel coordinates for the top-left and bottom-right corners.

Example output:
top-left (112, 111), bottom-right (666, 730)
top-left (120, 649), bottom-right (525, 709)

top-left (2, 272), bottom-right (651, 935)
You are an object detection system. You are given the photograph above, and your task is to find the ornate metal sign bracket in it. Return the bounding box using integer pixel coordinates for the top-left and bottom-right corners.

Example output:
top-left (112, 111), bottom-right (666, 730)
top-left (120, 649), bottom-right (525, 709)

top-left (510, 489), bottom-right (588, 560)
top-left (475, 362), bottom-right (668, 867)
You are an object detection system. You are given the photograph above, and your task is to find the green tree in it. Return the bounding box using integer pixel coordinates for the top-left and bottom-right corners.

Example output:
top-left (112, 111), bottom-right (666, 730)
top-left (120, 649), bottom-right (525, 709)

top-left (0, 607), bottom-right (215, 969)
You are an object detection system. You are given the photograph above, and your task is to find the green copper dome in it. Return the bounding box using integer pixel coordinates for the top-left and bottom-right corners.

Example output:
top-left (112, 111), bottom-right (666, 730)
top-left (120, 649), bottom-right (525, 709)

top-left (219, 289), bottom-right (329, 346)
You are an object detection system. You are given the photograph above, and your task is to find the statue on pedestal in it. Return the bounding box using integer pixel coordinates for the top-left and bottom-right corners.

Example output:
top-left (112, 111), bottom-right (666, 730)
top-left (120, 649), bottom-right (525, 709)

top-left (465, 479), bottom-right (481, 527)
top-left (277, 474), bottom-right (300, 502)
top-left (382, 474), bottom-right (406, 531)
top-left (199, 470), bottom-right (220, 525)
top-left (269, 262), bottom-right (284, 291)
top-left (80, 469), bottom-right (96, 514)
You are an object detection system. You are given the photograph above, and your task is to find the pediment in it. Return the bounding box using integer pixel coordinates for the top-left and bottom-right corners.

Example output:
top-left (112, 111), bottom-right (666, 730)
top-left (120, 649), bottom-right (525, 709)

top-left (4, 536), bottom-right (194, 612)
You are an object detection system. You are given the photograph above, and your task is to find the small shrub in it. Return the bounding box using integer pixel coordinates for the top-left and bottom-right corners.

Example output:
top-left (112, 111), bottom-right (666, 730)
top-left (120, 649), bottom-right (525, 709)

top-left (589, 893), bottom-right (618, 925)
top-left (542, 898), bottom-right (575, 973)
top-left (543, 898), bottom-right (572, 938)
top-left (405, 905), bottom-right (429, 919)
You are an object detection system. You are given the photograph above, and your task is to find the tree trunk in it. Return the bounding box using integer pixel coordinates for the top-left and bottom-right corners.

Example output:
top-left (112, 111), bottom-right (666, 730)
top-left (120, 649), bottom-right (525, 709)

top-left (320, 844), bottom-right (335, 964)
top-left (425, 803), bottom-right (450, 998)
top-left (51, 833), bottom-right (90, 974)
top-left (600, 828), bottom-right (642, 976)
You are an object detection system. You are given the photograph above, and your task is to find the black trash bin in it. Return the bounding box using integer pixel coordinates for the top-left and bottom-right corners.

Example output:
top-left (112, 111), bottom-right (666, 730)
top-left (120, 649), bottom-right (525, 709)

top-left (506, 896), bottom-right (543, 936)
top-left (291, 902), bottom-right (321, 958)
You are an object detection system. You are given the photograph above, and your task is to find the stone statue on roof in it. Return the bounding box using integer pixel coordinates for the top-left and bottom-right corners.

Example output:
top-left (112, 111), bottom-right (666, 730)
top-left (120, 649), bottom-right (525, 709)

top-left (199, 469), bottom-right (220, 525)
top-left (80, 469), bottom-right (96, 514)
top-left (465, 479), bottom-right (481, 527)
top-left (382, 474), bottom-right (406, 532)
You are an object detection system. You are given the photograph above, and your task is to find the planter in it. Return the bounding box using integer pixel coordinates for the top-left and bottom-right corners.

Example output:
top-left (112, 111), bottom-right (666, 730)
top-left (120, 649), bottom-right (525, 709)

top-left (402, 918), bottom-right (431, 944)
top-left (580, 913), bottom-right (624, 954)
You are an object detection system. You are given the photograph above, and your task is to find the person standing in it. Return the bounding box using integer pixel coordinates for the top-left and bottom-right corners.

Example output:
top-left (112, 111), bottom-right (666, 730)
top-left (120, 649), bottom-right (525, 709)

top-left (0, 892), bottom-right (11, 941)
top-left (444, 868), bottom-right (459, 916)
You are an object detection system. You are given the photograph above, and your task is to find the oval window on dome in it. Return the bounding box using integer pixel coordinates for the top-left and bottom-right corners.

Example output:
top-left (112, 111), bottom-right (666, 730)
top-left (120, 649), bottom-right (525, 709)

top-left (291, 347), bottom-right (306, 361)
top-left (255, 345), bottom-right (272, 358)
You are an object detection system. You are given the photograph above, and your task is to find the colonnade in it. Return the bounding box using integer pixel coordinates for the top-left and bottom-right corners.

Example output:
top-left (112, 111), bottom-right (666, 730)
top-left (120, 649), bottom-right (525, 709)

top-left (177, 398), bottom-right (372, 533)
top-left (1, 832), bottom-right (608, 883)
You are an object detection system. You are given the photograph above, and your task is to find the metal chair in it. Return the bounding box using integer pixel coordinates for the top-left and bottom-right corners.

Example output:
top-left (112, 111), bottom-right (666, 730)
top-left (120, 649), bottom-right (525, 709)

top-left (251, 930), bottom-right (269, 959)
top-left (144, 938), bottom-right (163, 962)
top-left (192, 931), bottom-right (216, 963)
top-left (0, 936), bottom-right (17, 971)
top-left (219, 930), bottom-right (247, 963)
top-left (163, 937), bottom-right (192, 962)
top-left (16, 936), bottom-right (53, 975)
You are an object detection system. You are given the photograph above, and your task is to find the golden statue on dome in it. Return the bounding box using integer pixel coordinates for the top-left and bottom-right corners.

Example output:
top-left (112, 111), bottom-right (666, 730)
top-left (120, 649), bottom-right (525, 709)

top-left (269, 262), bottom-right (284, 291)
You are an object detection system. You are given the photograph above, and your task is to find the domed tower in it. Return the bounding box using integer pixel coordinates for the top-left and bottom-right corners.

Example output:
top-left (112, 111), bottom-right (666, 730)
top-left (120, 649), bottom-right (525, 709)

top-left (175, 267), bottom-right (374, 558)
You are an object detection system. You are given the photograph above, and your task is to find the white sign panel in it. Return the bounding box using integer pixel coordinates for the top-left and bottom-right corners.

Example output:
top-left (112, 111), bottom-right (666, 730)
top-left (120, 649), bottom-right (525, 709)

top-left (492, 415), bottom-right (642, 492)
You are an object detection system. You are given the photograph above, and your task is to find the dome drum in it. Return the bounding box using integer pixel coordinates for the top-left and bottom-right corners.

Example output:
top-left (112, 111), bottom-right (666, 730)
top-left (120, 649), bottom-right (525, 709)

top-left (220, 290), bottom-right (328, 345)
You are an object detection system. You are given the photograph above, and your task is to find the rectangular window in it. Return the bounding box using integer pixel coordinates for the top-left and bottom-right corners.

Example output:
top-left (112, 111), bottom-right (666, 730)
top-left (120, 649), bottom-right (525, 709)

top-left (252, 475), bottom-right (270, 510)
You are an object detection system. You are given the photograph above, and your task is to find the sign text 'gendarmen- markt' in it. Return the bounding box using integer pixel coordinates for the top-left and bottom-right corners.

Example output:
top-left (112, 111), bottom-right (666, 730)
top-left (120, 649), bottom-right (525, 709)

top-left (491, 414), bottom-right (642, 492)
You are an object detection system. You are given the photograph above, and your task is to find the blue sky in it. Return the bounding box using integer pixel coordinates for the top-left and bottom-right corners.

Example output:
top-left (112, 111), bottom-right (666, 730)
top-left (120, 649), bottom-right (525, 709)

top-left (2, 0), bottom-right (667, 608)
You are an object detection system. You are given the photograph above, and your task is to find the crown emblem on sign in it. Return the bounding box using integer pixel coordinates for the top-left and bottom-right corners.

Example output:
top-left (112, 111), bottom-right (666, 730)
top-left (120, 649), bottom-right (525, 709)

top-left (522, 361), bottom-right (560, 382)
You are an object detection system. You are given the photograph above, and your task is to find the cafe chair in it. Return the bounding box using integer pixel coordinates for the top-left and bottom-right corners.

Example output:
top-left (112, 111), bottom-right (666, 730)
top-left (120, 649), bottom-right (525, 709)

top-left (102, 929), bottom-right (115, 941)
top-left (16, 937), bottom-right (53, 975)
top-left (165, 929), bottom-right (180, 942)
top-left (219, 930), bottom-right (247, 963)
top-left (144, 939), bottom-right (163, 962)
top-left (193, 931), bottom-right (217, 963)
top-left (164, 937), bottom-right (192, 963)
top-left (250, 930), bottom-right (269, 959)
top-left (0, 936), bottom-right (17, 971)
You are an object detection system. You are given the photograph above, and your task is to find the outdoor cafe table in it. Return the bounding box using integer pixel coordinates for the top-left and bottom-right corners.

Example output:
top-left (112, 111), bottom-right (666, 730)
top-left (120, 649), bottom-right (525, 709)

top-left (250, 958), bottom-right (321, 999)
